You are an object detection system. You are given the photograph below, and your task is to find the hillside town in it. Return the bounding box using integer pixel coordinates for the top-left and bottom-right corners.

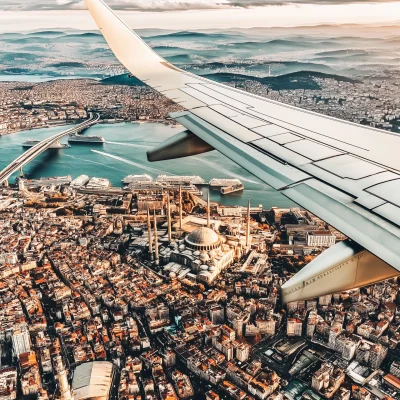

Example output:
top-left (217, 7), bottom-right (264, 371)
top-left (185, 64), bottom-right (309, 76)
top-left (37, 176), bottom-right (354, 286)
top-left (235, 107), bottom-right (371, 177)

top-left (0, 79), bottom-right (182, 135)
top-left (0, 177), bottom-right (398, 400)
top-left (1, 70), bottom-right (400, 135)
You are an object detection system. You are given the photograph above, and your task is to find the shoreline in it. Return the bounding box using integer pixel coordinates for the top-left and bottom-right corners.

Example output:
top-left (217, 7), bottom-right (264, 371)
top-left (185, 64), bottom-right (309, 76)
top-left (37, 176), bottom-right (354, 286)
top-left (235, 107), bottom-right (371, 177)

top-left (0, 118), bottom-right (179, 136)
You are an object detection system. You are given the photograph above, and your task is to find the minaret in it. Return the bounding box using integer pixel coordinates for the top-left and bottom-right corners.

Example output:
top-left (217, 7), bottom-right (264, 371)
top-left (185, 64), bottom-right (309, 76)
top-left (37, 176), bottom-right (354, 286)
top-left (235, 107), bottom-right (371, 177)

top-left (153, 210), bottom-right (159, 264)
top-left (147, 208), bottom-right (153, 260)
top-left (179, 185), bottom-right (183, 230)
top-left (246, 199), bottom-right (251, 248)
top-left (18, 178), bottom-right (25, 193)
top-left (56, 357), bottom-right (73, 400)
top-left (167, 192), bottom-right (172, 242)
top-left (207, 191), bottom-right (211, 228)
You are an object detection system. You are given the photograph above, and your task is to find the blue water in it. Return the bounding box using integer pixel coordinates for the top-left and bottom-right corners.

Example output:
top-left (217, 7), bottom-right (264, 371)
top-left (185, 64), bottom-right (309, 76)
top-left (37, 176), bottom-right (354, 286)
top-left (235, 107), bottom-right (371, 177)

top-left (0, 122), bottom-right (295, 208)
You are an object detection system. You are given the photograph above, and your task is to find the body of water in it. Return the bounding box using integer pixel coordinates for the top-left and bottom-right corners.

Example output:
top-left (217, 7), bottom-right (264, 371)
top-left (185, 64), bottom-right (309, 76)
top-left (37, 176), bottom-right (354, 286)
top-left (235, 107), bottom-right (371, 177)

top-left (0, 122), bottom-right (296, 208)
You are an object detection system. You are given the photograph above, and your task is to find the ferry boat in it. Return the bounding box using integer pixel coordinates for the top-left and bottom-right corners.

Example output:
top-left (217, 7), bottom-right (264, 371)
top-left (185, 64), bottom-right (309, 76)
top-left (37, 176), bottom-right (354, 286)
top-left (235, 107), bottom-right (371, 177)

top-left (68, 134), bottom-right (105, 143)
top-left (22, 140), bottom-right (70, 149)
top-left (220, 183), bottom-right (244, 195)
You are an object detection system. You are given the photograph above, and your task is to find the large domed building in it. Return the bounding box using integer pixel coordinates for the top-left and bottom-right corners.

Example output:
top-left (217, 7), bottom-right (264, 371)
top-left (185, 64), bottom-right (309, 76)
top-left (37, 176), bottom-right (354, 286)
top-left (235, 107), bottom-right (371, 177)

top-left (185, 227), bottom-right (221, 251)
top-left (165, 226), bottom-right (235, 284)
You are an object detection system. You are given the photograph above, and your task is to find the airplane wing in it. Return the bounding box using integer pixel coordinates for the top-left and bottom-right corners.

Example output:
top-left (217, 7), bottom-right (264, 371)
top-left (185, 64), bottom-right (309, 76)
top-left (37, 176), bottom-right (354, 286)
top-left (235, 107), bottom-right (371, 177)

top-left (85, 0), bottom-right (400, 302)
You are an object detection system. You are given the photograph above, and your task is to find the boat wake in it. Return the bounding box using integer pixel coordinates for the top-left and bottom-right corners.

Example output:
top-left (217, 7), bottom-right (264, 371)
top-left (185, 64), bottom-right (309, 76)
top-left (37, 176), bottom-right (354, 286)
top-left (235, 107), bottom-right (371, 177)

top-left (91, 150), bottom-right (174, 175)
top-left (106, 141), bottom-right (152, 149)
top-left (64, 154), bottom-right (120, 171)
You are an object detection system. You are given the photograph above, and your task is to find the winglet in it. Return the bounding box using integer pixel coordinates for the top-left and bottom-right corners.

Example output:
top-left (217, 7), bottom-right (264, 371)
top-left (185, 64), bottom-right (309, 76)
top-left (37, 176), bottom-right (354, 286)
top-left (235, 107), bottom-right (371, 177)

top-left (84, 0), bottom-right (163, 78)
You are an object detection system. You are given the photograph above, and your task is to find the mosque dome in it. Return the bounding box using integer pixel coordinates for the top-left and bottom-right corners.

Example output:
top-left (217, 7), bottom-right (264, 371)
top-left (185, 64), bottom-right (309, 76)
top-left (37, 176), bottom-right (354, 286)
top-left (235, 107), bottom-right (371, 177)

top-left (185, 227), bottom-right (221, 251)
top-left (199, 252), bottom-right (210, 263)
top-left (209, 250), bottom-right (217, 259)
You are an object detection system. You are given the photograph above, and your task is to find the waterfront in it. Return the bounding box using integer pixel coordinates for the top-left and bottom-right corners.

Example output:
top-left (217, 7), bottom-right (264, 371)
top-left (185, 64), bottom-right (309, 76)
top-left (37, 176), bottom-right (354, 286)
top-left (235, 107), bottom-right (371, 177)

top-left (0, 122), bottom-right (295, 208)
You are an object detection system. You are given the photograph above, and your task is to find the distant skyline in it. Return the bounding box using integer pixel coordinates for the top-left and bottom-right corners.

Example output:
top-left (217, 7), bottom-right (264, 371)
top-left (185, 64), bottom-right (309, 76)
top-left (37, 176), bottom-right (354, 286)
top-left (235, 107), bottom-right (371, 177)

top-left (1, 1), bottom-right (400, 31)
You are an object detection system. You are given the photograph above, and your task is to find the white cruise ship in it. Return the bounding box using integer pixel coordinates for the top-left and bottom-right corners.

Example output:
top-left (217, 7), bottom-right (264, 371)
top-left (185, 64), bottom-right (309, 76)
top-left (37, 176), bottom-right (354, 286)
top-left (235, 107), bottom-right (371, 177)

top-left (22, 140), bottom-right (70, 149)
top-left (122, 174), bottom-right (153, 184)
top-left (24, 175), bottom-right (72, 188)
top-left (86, 177), bottom-right (110, 190)
top-left (156, 175), bottom-right (205, 185)
top-left (70, 175), bottom-right (90, 189)
top-left (68, 134), bottom-right (105, 143)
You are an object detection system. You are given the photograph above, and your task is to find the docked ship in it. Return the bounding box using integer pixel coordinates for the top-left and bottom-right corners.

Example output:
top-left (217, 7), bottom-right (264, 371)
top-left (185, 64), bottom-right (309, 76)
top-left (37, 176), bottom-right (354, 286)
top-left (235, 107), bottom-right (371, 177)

top-left (220, 183), bottom-right (244, 195)
top-left (68, 134), bottom-right (105, 143)
top-left (122, 174), bottom-right (153, 185)
top-left (24, 175), bottom-right (72, 188)
top-left (70, 174), bottom-right (90, 189)
top-left (22, 140), bottom-right (70, 149)
top-left (156, 175), bottom-right (205, 186)
top-left (86, 177), bottom-right (110, 190)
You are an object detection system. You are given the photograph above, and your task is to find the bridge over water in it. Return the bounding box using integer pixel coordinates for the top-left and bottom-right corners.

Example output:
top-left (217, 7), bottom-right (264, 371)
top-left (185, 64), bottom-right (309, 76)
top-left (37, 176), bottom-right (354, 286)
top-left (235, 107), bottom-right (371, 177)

top-left (0, 113), bottom-right (100, 186)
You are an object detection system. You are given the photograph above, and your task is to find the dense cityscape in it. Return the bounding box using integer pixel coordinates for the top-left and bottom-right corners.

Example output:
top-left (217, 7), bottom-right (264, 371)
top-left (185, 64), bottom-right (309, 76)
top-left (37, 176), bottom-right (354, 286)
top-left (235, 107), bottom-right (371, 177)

top-left (0, 79), bottom-right (182, 135)
top-left (0, 20), bottom-right (400, 400)
top-left (1, 70), bottom-right (400, 135)
top-left (0, 171), bottom-right (398, 400)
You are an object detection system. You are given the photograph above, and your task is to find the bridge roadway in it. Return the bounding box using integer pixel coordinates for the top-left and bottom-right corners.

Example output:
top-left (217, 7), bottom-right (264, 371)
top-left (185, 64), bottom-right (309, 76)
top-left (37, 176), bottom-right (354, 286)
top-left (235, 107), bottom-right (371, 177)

top-left (0, 112), bottom-right (100, 186)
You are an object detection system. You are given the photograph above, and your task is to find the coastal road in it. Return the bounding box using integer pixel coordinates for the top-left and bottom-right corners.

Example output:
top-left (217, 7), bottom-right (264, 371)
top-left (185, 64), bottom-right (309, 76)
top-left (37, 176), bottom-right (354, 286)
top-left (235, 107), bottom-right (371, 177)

top-left (0, 113), bottom-right (99, 186)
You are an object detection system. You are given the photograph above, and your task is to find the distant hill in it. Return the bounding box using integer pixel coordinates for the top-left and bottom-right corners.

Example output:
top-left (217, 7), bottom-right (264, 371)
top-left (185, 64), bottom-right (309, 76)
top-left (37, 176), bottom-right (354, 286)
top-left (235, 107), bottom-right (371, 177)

top-left (50, 61), bottom-right (85, 68)
top-left (201, 70), bottom-right (360, 90)
top-left (100, 70), bottom-right (359, 91)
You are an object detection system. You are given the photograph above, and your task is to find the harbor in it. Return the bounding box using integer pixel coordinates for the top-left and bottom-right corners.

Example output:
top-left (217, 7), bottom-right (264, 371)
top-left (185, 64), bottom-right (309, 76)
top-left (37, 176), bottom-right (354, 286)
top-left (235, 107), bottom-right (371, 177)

top-left (0, 122), bottom-right (295, 208)
top-left (121, 174), bottom-right (244, 197)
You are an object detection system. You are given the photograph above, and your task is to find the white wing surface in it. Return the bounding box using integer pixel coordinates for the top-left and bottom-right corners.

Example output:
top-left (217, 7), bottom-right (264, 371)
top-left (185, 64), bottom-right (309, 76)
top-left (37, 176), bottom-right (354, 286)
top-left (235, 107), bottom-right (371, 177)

top-left (85, 0), bottom-right (400, 301)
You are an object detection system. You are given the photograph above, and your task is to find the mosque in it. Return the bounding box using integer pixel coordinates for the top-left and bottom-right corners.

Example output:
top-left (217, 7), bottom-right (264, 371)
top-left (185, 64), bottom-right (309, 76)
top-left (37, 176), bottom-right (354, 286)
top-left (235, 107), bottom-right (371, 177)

top-left (155, 192), bottom-right (252, 284)
top-left (165, 226), bottom-right (236, 284)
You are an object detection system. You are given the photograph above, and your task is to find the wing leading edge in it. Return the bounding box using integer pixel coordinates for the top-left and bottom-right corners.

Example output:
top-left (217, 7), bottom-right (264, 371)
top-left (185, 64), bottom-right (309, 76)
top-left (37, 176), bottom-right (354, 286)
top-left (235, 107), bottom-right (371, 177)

top-left (84, 0), bottom-right (400, 302)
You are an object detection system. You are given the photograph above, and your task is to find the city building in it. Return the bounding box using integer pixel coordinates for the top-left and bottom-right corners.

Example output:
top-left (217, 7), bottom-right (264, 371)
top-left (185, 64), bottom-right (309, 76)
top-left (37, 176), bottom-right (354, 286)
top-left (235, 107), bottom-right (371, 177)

top-left (72, 362), bottom-right (115, 400)
top-left (306, 231), bottom-right (336, 248)
top-left (287, 319), bottom-right (303, 337)
top-left (11, 327), bottom-right (31, 357)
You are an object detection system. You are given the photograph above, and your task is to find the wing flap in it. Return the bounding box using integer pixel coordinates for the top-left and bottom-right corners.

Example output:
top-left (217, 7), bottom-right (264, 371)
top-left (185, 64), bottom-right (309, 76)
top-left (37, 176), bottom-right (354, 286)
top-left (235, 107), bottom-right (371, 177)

top-left (374, 203), bottom-right (400, 226)
top-left (251, 139), bottom-right (311, 166)
top-left (367, 179), bottom-right (400, 207)
top-left (190, 107), bottom-right (265, 143)
top-left (314, 155), bottom-right (385, 179)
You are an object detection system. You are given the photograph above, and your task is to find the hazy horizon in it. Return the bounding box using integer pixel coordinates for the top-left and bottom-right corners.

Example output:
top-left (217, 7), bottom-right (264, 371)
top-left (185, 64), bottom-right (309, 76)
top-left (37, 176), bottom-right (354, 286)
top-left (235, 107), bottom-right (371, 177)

top-left (2, 1), bottom-right (400, 33)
